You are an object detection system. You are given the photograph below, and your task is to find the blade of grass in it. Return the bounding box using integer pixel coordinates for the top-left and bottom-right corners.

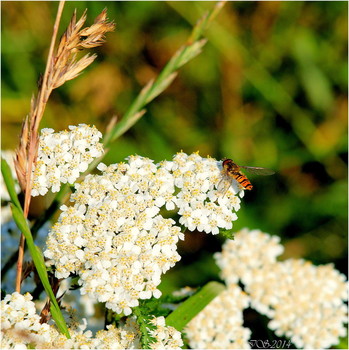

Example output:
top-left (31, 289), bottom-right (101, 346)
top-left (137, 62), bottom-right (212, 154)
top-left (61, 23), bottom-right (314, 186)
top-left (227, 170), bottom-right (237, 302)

top-left (165, 281), bottom-right (225, 331)
top-left (1, 158), bottom-right (21, 209)
top-left (2, 158), bottom-right (70, 337)
top-left (10, 204), bottom-right (70, 338)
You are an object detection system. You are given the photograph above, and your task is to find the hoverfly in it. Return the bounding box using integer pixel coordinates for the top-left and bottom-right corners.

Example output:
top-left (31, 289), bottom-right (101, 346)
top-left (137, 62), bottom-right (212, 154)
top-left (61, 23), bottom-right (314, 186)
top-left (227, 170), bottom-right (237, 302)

top-left (217, 158), bottom-right (275, 195)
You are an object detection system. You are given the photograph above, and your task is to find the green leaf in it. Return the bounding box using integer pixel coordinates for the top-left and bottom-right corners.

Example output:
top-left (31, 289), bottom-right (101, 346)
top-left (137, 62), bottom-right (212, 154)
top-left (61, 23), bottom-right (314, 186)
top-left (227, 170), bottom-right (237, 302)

top-left (133, 306), bottom-right (157, 349)
top-left (1, 157), bottom-right (21, 208)
top-left (50, 304), bottom-right (69, 335)
top-left (165, 281), bottom-right (225, 331)
top-left (10, 204), bottom-right (70, 338)
top-left (335, 336), bottom-right (348, 349)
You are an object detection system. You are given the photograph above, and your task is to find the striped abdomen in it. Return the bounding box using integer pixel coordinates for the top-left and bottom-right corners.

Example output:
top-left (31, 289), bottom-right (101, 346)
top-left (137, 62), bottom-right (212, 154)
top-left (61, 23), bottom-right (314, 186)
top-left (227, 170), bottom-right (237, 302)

top-left (233, 172), bottom-right (253, 190)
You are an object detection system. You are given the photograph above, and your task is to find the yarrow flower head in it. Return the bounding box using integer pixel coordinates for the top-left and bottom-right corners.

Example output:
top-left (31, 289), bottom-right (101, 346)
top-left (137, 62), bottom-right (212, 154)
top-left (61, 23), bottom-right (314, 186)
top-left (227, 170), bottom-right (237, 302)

top-left (215, 228), bottom-right (348, 349)
top-left (44, 151), bottom-right (244, 315)
top-left (45, 156), bottom-right (183, 315)
top-left (186, 285), bottom-right (251, 349)
top-left (31, 124), bottom-right (103, 197)
top-left (1, 292), bottom-right (181, 349)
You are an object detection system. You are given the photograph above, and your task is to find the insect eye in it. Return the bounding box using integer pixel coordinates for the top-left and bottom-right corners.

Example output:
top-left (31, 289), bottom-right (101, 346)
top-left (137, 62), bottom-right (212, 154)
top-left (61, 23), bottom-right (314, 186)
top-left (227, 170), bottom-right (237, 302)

top-left (222, 159), bottom-right (231, 166)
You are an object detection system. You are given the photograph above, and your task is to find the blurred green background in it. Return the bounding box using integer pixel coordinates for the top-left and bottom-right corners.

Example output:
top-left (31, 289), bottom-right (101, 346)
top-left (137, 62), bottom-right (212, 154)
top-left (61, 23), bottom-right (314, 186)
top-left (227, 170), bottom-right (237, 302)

top-left (2, 1), bottom-right (348, 292)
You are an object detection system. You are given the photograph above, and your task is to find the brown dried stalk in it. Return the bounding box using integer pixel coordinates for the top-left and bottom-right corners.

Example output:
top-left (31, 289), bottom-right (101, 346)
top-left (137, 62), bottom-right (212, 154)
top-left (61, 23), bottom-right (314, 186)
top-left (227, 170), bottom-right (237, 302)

top-left (13, 2), bottom-right (115, 292)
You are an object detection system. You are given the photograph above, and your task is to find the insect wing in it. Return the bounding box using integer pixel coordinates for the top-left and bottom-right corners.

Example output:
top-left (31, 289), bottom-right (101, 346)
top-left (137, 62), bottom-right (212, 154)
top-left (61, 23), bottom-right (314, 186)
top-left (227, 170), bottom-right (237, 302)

top-left (239, 166), bottom-right (275, 176)
top-left (216, 174), bottom-right (232, 197)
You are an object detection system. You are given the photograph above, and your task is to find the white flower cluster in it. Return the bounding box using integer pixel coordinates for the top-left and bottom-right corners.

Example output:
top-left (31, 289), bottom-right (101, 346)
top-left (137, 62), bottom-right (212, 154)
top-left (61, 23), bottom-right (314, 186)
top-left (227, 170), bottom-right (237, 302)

top-left (45, 156), bottom-right (183, 315)
top-left (186, 285), bottom-right (251, 349)
top-left (49, 321), bottom-right (139, 350)
top-left (32, 124), bottom-right (103, 197)
top-left (215, 228), bottom-right (348, 349)
top-left (44, 152), bottom-right (243, 315)
top-left (148, 316), bottom-right (183, 349)
top-left (1, 292), bottom-right (182, 349)
top-left (263, 260), bottom-right (348, 349)
top-left (1, 292), bottom-right (51, 349)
